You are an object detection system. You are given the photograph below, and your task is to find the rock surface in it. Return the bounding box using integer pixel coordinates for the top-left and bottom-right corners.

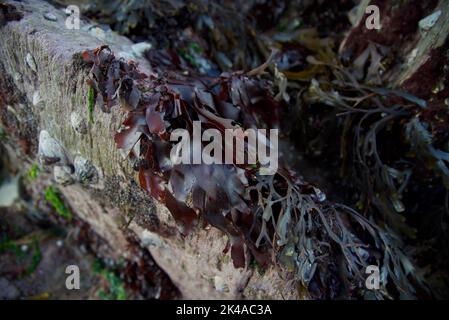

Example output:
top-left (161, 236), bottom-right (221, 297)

top-left (0, 0), bottom-right (297, 299)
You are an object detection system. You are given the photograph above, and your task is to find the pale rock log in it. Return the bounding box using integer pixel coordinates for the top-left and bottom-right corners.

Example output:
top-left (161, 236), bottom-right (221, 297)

top-left (0, 0), bottom-right (298, 299)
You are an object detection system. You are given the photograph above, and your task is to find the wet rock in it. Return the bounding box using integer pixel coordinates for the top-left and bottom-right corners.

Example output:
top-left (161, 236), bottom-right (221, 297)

top-left (0, 278), bottom-right (20, 299)
top-left (88, 26), bottom-right (106, 40)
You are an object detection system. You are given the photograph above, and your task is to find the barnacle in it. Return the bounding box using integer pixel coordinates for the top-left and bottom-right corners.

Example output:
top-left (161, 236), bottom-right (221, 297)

top-left (70, 112), bottom-right (88, 135)
top-left (74, 155), bottom-right (98, 185)
top-left (53, 165), bottom-right (74, 186)
top-left (38, 130), bottom-right (69, 166)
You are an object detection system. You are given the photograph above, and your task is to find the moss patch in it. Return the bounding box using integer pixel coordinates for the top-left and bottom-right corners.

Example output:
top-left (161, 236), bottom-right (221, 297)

top-left (44, 185), bottom-right (72, 220)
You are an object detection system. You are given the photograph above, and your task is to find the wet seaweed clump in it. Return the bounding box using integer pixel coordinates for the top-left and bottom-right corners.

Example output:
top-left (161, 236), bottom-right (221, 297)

top-left (82, 44), bottom-right (425, 299)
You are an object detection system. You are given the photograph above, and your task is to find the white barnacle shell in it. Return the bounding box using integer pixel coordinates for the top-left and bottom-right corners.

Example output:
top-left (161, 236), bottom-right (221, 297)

top-left (214, 276), bottom-right (228, 293)
top-left (131, 42), bottom-right (152, 58)
top-left (32, 91), bottom-right (41, 106)
top-left (53, 165), bottom-right (74, 186)
top-left (25, 53), bottom-right (37, 73)
top-left (312, 187), bottom-right (326, 202)
top-left (43, 12), bottom-right (57, 22)
top-left (38, 130), bottom-right (69, 166)
top-left (74, 155), bottom-right (98, 184)
top-left (419, 10), bottom-right (441, 32)
top-left (70, 112), bottom-right (87, 134)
